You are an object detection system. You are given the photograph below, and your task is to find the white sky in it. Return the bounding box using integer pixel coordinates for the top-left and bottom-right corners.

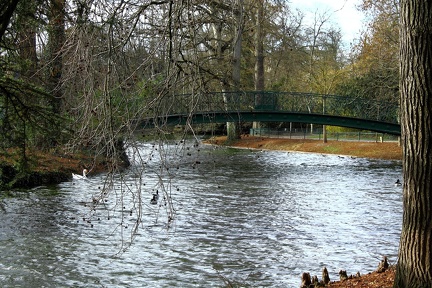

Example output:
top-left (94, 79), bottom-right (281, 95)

top-left (289, 0), bottom-right (365, 47)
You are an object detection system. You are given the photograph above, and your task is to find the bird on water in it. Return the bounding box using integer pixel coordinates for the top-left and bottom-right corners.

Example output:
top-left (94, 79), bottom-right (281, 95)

top-left (150, 194), bottom-right (158, 205)
top-left (72, 169), bottom-right (88, 180)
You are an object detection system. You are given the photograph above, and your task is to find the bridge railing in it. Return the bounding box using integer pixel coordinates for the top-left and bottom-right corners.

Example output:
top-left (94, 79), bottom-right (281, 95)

top-left (160, 91), bottom-right (399, 124)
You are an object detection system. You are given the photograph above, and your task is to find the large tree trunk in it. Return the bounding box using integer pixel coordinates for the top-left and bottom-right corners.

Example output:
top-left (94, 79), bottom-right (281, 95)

top-left (395, 1), bottom-right (432, 287)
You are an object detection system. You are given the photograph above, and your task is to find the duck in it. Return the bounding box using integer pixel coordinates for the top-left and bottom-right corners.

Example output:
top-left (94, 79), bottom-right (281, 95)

top-left (150, 194), bottom-right (158, 205)
top-left (152, 190), bottom-right (159, 201)
top-left (395, 179), bottom-right (402, 186)
top-left (72, 169), bottom-right (88, 180)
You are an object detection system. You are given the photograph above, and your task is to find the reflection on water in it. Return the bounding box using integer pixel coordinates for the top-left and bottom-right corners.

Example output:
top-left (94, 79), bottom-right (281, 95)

top-left (0, 142), bottom-right (402, 287)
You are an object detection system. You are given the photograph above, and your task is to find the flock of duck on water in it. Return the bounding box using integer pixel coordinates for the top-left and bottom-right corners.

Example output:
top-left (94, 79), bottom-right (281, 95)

top-left (72, 169), bottom-right (402, 205)
top-left (72, 169), bottom-right (160, 205)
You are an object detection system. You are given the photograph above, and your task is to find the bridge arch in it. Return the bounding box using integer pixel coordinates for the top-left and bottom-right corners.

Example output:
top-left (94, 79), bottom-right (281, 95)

top-left (140, 91), bottom-right (401, 136)
top-left (143, 111), bottom-right (401, 136)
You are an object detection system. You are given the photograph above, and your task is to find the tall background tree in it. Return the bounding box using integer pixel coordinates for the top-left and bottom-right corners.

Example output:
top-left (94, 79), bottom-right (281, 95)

top-left (335, 0), bottom-right (399, 103)
top-left (1, 0), bottom-right (63, 168)
top-left (395, 0), bottom-right (432, 286)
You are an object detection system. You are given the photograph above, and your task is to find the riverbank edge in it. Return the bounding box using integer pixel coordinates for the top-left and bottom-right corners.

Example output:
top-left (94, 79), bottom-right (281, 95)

top-left (204, 135), bottom-right (399, 288)
top-left (0, 149), bottom-right (128, 191)
top-left (203, 135), bottom-right (402, 161)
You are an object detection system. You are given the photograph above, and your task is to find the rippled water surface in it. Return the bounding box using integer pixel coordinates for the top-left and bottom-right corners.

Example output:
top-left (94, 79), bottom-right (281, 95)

top-left (0, 142), bottom-right (403, 287)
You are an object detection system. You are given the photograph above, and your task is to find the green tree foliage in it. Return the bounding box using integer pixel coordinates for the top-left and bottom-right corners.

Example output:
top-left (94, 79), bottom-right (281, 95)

top-left (335, 0), bottom-right (399, 103)
top-left (0, 0), bottom-right (67, 169)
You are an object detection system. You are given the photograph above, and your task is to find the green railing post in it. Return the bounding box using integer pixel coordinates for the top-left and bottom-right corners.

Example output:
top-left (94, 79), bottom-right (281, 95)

top-left (323, 95), bottom-right (327, 143)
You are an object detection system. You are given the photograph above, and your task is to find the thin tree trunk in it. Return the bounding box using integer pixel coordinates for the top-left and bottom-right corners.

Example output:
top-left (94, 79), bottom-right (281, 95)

top-left (43, 0), bottom-right (65, 147)
top-left (227, 0), bottom-right (243, 141)
top-left (17, 1), bottom-right (38, 79)
top-left (0, 0), bottom-right (20, 41)
top-left (254, 0), bottom-right (264, 91)
top-left (232, 1), bottom-right (242, 90)
top-left (47, 0), bottom-right (65, 115)
top-left (253, 0), bottom-right (264, 130)
top-left (395, 1), bottom-right (432, 287)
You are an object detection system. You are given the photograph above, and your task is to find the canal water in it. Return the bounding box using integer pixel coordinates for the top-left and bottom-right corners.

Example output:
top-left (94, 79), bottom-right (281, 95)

top-left (0, 141), bottom-right (403, 287)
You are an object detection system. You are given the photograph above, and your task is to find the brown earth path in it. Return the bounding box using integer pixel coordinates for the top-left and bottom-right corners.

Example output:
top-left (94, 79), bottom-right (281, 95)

top-left (205, 135), bottom-right (401, 288)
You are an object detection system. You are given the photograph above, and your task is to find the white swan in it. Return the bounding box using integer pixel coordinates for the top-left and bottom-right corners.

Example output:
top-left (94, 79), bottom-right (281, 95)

top-left (72, 169), bottom-right (88, 180)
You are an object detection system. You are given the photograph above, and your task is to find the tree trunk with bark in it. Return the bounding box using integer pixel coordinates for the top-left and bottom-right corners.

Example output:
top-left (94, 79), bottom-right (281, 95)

top-left (0, 0), bottom-right (20, 41)
top-left (43, 0), bottom-right (65, 147)
top-left (254, 0), bottom-right (264, 91)
top-left (395, 1), bottom-right (432, 287)
top-left (227, 0), bottom-right (243, 141)
top-left (253, 0), bottom-right (264, 130)
top-left (17, 1), bottom-right (38, 79)
top-left (46, 0), bottom-right (65, 115)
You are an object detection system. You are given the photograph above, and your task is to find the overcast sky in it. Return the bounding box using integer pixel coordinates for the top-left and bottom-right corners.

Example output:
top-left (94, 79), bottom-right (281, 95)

top-left (289, 0), bottom-right (365, 47)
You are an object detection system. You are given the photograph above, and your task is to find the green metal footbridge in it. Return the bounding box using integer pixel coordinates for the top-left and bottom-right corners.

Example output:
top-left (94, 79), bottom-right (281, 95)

top-left (141, 91), bottom-right (401, 135)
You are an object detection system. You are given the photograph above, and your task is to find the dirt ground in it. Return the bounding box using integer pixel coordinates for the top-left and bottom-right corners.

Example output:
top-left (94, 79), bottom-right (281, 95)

top-left (325, 267), bottom-right (395, 288)
top-left (205, 135), bottom-right (400, 287)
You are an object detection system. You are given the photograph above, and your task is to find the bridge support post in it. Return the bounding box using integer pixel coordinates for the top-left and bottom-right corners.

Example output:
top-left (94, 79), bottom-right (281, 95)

top-left (323, 125), bottom-right (327, 143)
top-left (322, 96), bottom-right (327, 143)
